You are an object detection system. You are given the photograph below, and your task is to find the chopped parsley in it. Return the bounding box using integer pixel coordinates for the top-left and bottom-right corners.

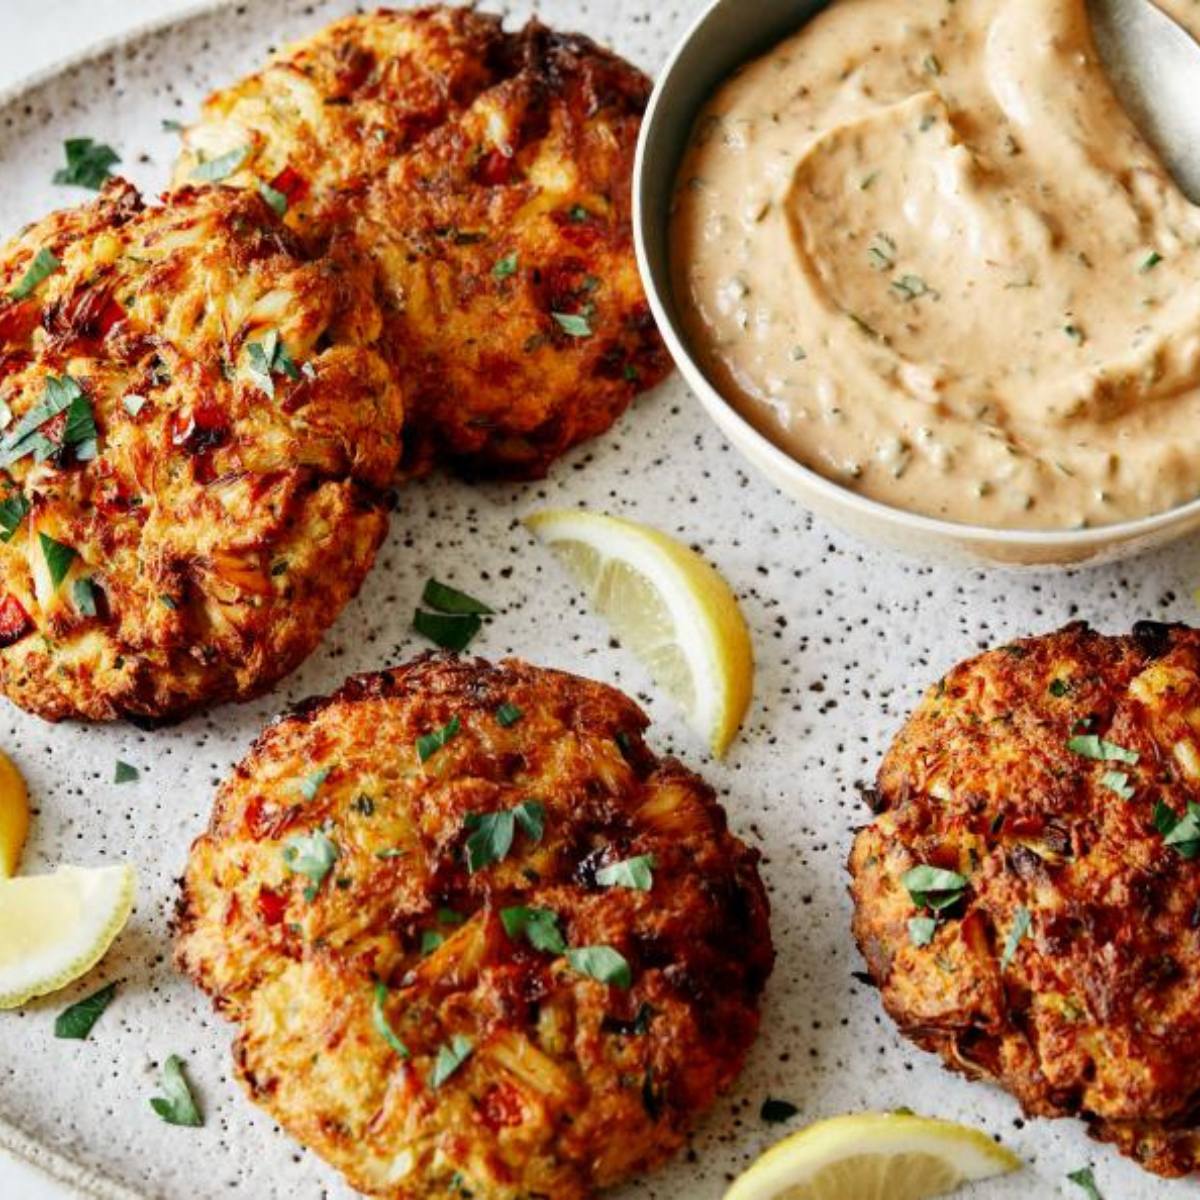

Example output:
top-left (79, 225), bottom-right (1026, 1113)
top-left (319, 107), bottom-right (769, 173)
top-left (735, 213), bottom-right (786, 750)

top-left (245, 329), bottom-right (300, 398)
top-left (1139, 251), bottom-right (1163, 273)
top-left (161, 118), bottom-right (185, 133)
top-left (54, 982), bottom-right (116, 1040)
top-left (421, 929), bottom-right (445, 955)
top-left (1066, 1166), bottom-right (1104, 1200)
top-left (901, 864), bottom-right (968, 912)
top-left (1154, 800), bottom-right (1200, 859)
top-left (1066, 735), bottom-right (1138, 764)
top-left (552, 311), bottom-right (592, 338)
top-left (500, 905), bottom-right (567, 954)
top-left (760, 1098), bottom-right (799, 1124)
top-left (73, 577), bottom-right (98, 617)
top-left (53, 138), bottom-right (119, 190)
top-left (1099, 770), bottom-right (1134, 800)
top-left (908, 916), bottom-right (937, 947)
top-left (371, 983), bottom-right (410, 1058)
top-left (413, 608), bottom-right (481, 652)
top-left (113, 760), bottom-right (139, 784)
top-left (149, 1055), bottom-right (203, 1127)
top-left (298, 766), bottom-right (329, 800)
top-left (1000, 906), bottom-right (1032, 970)
top-left (422, 579), bottom-right (493, 615)
top-left (430, 1034), bottom-right (474, 1087)
top-left (1048, 678), bottom-right (1070, 697)
top-left (492, 253), bottom-right (519, 280)
top-left (122, 394), bottom-right (147, 417)
top-left (595, 854), bottom-right (655, 892)
top-left (191, 145), bottom-right (249, 183)
top-left (565, 946), bottom-right (632, 988)
top-left (39, 532), bottom-right (76, 590)
top-left (416, 714), bottom-right (461, 762)
top-left (0, 492), bottom-right (29, 542)
top-left (1064, 323), bottom-right (1086, 345)
top-left (282, 831), bottom-right (338, 900)
top-left (9, 248), bottom-right (60, 300)
top-left (0, 375), bottom-right (94, 468)
top-left (495, 702), bottom-right (523, 728)
top-left (256, 180), bottom-right (288, 216)
top-left (463, 800), bottom-right (544, 873)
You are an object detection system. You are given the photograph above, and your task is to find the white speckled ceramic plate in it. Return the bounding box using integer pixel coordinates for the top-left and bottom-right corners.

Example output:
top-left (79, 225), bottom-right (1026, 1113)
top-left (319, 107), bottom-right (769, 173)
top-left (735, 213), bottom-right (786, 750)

top-left (0, 2), bottom-right (1194, 1198)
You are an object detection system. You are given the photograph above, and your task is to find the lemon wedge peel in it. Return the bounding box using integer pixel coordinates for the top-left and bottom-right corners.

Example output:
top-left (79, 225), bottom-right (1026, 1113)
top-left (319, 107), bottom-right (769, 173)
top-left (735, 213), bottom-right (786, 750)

top-left (523, 509), bottom-right (753, 757)
top-left (0, 864), bottom-right (136, 1009)
top-left (0, 750), bottom-right (30, 879)
top-left (724, 1112), bottom-right (1022, 1200)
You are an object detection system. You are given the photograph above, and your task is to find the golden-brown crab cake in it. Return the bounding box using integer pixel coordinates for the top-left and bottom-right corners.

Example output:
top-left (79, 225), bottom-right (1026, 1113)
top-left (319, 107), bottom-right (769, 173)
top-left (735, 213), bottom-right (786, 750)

top-left (849, 622), bottom-right (1200, 1179)
top-left (0, 179), bottom-right (402, 722)
top-left (176, 655), bottom-right (772, 1199)
top-left (173, 6), bottom-right (508, 236)
top-left (173, 8), bottom-right (671, 478)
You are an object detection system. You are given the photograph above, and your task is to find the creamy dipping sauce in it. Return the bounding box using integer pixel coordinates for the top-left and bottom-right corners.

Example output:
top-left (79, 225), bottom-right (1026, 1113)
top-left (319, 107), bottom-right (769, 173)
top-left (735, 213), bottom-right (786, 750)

top-left (670, 0), bottom-right (1200, 529)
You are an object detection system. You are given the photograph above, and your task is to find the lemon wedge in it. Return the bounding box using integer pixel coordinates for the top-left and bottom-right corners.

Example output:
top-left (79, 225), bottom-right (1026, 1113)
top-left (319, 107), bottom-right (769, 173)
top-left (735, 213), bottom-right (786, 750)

top-left (523, 508), bottom-right (753, 756)
top-left (724, 1112), bottom-right (1021, 1200)
top-left (0, 750), bottom-right (29, 879)
top-left (0, 864), bottom-right (136, 1009)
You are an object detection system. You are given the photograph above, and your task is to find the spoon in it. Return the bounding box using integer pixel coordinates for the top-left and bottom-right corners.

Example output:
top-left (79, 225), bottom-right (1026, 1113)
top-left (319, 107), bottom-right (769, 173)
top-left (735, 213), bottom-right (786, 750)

top-left (1088, 0), bottom-right (1200, 203)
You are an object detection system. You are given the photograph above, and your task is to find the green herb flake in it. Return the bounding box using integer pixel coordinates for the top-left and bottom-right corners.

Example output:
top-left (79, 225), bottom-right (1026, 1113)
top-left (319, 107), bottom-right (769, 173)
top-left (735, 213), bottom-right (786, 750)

top-left (113, 760), bottom-right (139, 784)
top-left (1048, 678), bottom-right (1070, 697)
top-left (908, 916), bottom-right (937, 947)
top-left (191, 145), bottom-right (249, 183)
top-left (901, 864), bottom-right (968, 912)
top-left (298, 767), bottom-right (330, 801)
top-left (282, 831), bottom-right (339, 900)
top-left (0, 375), bottom-right (87, 469)
top-left (352, 794), bottom-right (375, 817)
top-left (123, 394), bottom-right (147, 418)
top-left (1139, 251), bottom-right (1163, 273)
top-left (1066, 1166), bottom-right (1104, 1200)
top-left (1155, 799), bottom-right (1200, 859)
top-left (422, 578), bottom-right (493, 615)
top-left (492, 253), bottom-right (519, 280)
top-left (552, 311), bottom-right (592, 338)
top-left (371, 983), bottom-right (410, 1058)
top-left (257, 180), bottom-right (288, 216)
top-left (54, 982), bottom-right (116, 1040)
top-left (1066, 734), bottom-right (1138, 764)
top-left (420, 929), bottom-right (445, 955)
top-left (1064, 324), bottom-right (1086, 345)
top-left (0, 492), bottom-right (29, 542)
top-left (245, 329), bottom-right (301, 397)
top-left (412, 608), bottom-right (482, 652)
top-left (464, 809), bottom-right (514, 873)
top-left (10, 248), bottom-right (61, 300)
top-left (760, 1098), bottom-right (799, 1124)
top-left (595, 854), bottom-right (655, 892)
top-left (1000, 906), bottom-right (1032, 970)
top-left (500, 905), bottom-right (567, 954)
top-left (417, 714), bottom-right (461, 763)
top-left (1099, 770), bottom-right (1135, 800)
top-left (431, 1034), bottom-right (474, 1088)
top-left (513, 799), bottom-right (545, 843)
top-left (53, 138), bottom-right (120, 190)
top-left (496, 702), bottom-right (523, 728)
top-left (565, 945), bottom-right (632, 989)
top-left (71, 577), bottom-right (98, 620)
top-left (149, 1055), bottom-right (203, 1127)
top-left (39, 532), bottom-right (76, 590)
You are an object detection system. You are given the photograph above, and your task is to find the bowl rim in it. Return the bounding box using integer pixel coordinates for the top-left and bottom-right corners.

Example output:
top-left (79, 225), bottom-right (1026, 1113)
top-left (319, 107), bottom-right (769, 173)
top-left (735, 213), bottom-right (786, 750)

top-left (632, 0), bottom-right (1200, 550)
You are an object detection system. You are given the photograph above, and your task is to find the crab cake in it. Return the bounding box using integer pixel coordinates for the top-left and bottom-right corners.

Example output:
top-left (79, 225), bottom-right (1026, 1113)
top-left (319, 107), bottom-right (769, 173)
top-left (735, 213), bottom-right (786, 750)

top-left (849, 622), bottom-right (1200, 1179)
top-left (0, 179), bottom-right (402, 722)
top-left (173, 7), bottom-right (670, 478)
top-left (176, 655), bottom-right (772, 1199)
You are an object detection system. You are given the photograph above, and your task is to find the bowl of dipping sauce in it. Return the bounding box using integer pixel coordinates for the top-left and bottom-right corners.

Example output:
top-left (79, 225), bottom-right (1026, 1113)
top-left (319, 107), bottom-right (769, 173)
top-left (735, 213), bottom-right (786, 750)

top-left (635, 0), bottom-right (1200, 567)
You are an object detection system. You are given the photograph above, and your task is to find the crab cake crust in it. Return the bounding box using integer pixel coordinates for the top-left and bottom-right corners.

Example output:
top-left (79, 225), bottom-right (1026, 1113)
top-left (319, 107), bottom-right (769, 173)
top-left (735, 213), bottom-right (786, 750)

top-left (176, 655), bottom-right (772, 1199)
top-left (849, 622), bottom-right (1200, 1178)
top-left (0, 180), bottom-right (402, 722)
top-left (173, 7), bottom-right (670, 478)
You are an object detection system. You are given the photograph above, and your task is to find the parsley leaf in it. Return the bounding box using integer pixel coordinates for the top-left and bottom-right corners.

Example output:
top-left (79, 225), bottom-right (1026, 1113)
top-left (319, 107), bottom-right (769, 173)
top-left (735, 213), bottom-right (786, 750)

top-left (73, 577), bottom-right (99, 617)
top-left (39, 532), bottom-right (76, 590)
top-left (908, 916), bottom-right (937, 947)
top-left (492, 253), bottom-right (518, 280)
top-left (413, 608), bottom-right (481, 652)
top-left (421, 930), bottom-right (445, 955)
top-left (1048, 678), bottom-right (1070, 697)
top-left (149, 1055), bottom-right (203, 1127)
top-left (464, 810), bottom-right (514, 872)
top-left (566, 945), bottom-right (632, 988)
top-left (416, 714), bottom-right (461, 762)
top-left (256, 180), bottom-right (288, 216)
top-left (500, 906), bottom-right (566, 954)
top-left (1066, 1166), bottom-right (1104, 1200)
top-left (282, 831), bottom-right (338, 900)
top-left (552, 312), bottom-right (592, 338)
top-left (513, 800), bottom-right (545, 842)
top-left (191, 145), bottom-right (248, 183)
top-left (298, 767), bottom-right (329, 801)
top-left (901, 865), bottom-right (968, 912)
top-left (10, 248), bottom-right (60, 300)
top-left (371, 983), bottom-right (410, 1057)
top-left (1000, 906), bottom-right (1032, 970)
top-left (431, 1034), bottom-right (474, 1088)
top-left (1067, 734), bottom-right (1138, 764)
top-left (760, 1098), bottom-right (799, 1124)
top-left (422, 579), bottom-right (493, 615)
top-left (0, 492), bottom-right (29, 542)
top-left (496, 702), bottom-right (523, 727)
top-left (1155, 800), bottom-right (1200, 859)
top-left (0, 375), bottom-right (86, 468)
top-left (113, 760), bottom-right (139, 784)
top-left (54, 982), bottom-right (116, 1040)
top-left (245, 329), bottom-right (300, 397)
top-left (595, 854), bottom-right (655, 891)
top-left (53, 138), bottom-right (119, 190)
top-left (1099, 770), bottom-right (1134, 800)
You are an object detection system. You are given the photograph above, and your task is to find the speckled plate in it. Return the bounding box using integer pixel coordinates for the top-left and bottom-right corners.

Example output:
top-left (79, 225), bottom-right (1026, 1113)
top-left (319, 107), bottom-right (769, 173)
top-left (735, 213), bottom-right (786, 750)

top-left (0, 2), bottom-right (1193, 1198)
